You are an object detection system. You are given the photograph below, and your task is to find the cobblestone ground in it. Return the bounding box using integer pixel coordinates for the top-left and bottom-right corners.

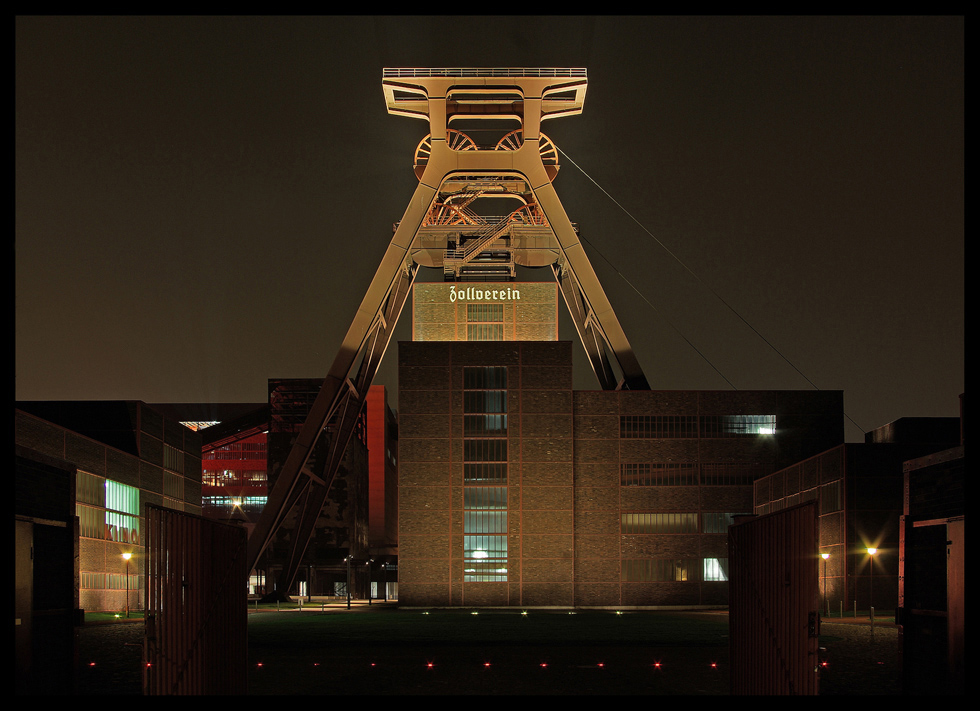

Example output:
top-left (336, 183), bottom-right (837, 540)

top-left (74, 616), bottom-right (902, 695)
top-left (76, 622), bottom-right (145, 695)
top-left (817, 621), bottom-right (901, 695)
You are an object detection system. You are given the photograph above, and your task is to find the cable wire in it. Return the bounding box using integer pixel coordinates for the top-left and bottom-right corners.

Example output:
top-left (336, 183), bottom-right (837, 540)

top-left (556, 146), bottom-right (866, 435)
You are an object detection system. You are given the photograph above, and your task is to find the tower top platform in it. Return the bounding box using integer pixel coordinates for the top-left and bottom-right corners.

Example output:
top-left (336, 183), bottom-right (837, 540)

top-left (383, 68), bottom-right (588, 123)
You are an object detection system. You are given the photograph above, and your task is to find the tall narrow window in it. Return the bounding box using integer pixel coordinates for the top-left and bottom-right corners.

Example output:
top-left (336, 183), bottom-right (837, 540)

top-left (463, 366), bottom-right (508, 582)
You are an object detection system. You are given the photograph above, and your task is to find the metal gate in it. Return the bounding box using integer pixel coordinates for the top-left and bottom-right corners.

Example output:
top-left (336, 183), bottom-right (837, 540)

top-left (143, 505), bottom-right (248, 694)
top-left (728, 501), bottom-right (820, 695)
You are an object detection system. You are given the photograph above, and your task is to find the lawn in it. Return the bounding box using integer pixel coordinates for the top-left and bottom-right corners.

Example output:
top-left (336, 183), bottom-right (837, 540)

top-left (246, 608), bottom-right (734, 695)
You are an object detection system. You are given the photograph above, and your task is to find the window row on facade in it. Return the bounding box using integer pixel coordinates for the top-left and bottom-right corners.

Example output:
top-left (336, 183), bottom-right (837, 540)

top-left (621, 512), bottom-right (748, 534)
top-left (203, 469), bottom-right (269, 486)
top-left (80, 571), bottom-right (141, 590)
top-left (622, 558), bottom-right (730, 582)
top-left (203, 441), bottom-right (267, 460)
top-left (621, 462), bottom-right (763, 486)
top-left (620, 414), bottom-right (777, 438)
top-left (753, 479), bottom-right (842, 515)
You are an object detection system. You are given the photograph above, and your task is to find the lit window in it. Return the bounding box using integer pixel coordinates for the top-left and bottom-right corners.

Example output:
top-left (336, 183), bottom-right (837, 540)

top-left (703, 558), bottom-right (729, 581)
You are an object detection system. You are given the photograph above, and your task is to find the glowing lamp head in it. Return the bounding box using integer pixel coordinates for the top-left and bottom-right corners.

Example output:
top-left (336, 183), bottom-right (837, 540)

top-left (867, 547), bottom-right (877, 556)
top-left (122, 552), bottom-right (132, 561)
top-left (821, 553), bottom-right (830, 560)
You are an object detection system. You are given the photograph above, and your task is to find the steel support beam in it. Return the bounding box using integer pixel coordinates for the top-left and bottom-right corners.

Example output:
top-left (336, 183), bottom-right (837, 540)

top-left (245, 187), bottom-right (426, 583)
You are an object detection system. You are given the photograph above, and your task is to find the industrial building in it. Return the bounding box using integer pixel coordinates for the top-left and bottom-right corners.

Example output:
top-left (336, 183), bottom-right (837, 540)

top-left (15, 401), bottom-right (203, 614)
top-left (152, 382), bottom-right (399, 601)
top-left (752, 415), bottom-right (961, 616)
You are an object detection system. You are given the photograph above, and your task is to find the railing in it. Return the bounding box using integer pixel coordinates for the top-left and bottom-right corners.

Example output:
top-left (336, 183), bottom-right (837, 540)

top-left (384, 67), bottom-right (586, 78)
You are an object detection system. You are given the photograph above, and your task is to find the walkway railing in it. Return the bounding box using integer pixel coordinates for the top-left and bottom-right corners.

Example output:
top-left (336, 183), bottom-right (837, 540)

top-left (384, 67), bottom-right (586, 78)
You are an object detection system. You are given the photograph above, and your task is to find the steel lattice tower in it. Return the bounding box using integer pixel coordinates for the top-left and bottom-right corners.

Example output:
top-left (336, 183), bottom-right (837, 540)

top-left (247, 68), bottom-right (650, 590)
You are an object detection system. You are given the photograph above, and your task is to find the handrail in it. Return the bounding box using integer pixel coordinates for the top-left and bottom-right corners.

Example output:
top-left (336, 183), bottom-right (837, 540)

top-left (384, 68), bottom-right (586, 78)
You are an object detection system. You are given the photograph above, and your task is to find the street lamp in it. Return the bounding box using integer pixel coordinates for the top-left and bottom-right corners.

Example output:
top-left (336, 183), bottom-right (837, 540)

top-left (866, 547), bottom-right (877, 615)
top-left (821, 553), bottom-right (830, 617)
top-left (122, 552), bottom-right (133, 618)
top-left (345, 555), bottom-right (352, 610)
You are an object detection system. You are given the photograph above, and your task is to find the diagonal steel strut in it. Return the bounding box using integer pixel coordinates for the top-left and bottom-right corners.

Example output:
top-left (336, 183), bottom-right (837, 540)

top-left (245, 185), bottom-right (428, 587)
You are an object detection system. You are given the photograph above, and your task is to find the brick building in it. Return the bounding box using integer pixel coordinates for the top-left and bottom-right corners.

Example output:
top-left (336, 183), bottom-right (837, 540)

top-left (397, 338), bottom-right (844, 608)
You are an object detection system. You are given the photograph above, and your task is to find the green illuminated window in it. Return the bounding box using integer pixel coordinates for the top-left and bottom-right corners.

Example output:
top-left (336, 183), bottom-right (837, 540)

top-left (105, 480), bottom-right (140, 544)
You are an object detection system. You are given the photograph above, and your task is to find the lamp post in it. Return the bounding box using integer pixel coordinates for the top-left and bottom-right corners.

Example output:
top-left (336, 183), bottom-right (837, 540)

top-left (366, 559), bottom-right (373, 605)
top-left (866, 547), bottom-right (877, 615)
top-left (821, 553), bottom-right (830, 617)
top-left (122, 552), bottom-right (132, 618)
top-left (345, 555), bottom-right (352, 610)
top-left (382, 563), bottom-right (388, 602)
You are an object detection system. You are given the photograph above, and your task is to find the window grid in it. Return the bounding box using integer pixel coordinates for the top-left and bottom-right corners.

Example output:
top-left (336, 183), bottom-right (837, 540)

top-left (819, 481), bottom-right (842, 514)
top-left (464, 390), bottom-right (507, 413)
top-left (700, 415), bottom-right (776, 437)
top-left (462, 366), bottom-right (508, 582)
top-left (620, 415), bottom-right (699, 439)
top-left (204, 441), bottom-right (266, 460)
top-left (464, 463), bottom-right (508, 484)
top-left (76, 470), bottom-right (106, 507)
top-left (466, 323), bottom-right (504, 341)
top-left (467, 303), bottom-right (504, 322)
top-left (621, 512), bottom-right (698, 534)
top-left (619, 415), bottom-right (778, 439)
top-left (164, 444), bottom-right (185, 473)
top-left (463, 367), bottom-right (508, 390)
top-left (702, 512), bottom-right (746, 534)
top-left (621, 462), bottom-right (698, 486)
top-left (464, 414), bottom-right (508, 436)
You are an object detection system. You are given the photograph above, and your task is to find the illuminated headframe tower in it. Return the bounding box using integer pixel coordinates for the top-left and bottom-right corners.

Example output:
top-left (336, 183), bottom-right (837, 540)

top-left (247, 69), bottom-right (650, 588)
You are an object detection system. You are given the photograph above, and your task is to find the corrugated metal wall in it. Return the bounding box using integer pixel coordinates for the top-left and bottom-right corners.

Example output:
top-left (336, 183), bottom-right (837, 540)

top-left (729, 501), bottom-right (820, 695)
top-left (143, 505), bottom-right (248, 695)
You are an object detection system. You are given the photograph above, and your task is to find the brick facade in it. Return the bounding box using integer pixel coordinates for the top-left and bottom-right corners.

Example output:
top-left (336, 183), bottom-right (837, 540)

top-left (398, 340), bottom-right (844, 608)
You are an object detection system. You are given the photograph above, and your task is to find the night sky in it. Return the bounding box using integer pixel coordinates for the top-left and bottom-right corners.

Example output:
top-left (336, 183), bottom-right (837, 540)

top-left (16, 16), bottom-right (963, 442)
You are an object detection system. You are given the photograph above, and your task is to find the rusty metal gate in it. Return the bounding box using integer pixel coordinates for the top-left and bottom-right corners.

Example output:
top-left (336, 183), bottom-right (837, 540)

top-left (728, 501), bottom-right (820, 695)
top-left (143, 505), bottom-right (248, 694)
